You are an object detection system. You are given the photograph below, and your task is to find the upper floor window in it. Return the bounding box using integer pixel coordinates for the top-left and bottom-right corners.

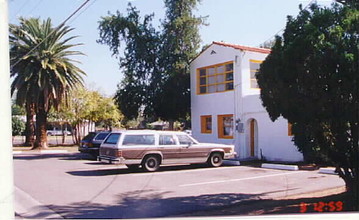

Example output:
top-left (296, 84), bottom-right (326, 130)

top-left (197, 61), bottom-right (234, 94)
top-left (250, 59), bottom-right (263, 89)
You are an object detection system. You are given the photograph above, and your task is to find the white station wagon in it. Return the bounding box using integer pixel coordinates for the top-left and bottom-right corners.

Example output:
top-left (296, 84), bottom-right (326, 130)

top-left (98, 130), bottom-right (236, 172)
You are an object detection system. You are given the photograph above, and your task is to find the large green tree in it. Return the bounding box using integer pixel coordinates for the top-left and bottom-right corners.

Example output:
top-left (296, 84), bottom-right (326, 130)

top-left (10, 17), bottom-right (85, 149)
top-left (257, 2), bottom-right (358, 208)
top-left (98, 0), bottom-right (204, 127)
top-left (153, 0), bottom-right (203, 128)
top-left (99, 6), bottom-right (160, 120)
top-left (52, 87), bottom-right (123, 144)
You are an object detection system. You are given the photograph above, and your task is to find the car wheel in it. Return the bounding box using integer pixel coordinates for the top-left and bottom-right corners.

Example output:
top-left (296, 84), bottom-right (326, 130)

top-left (126, 164), bottom-right (140, 170)
top-left (208, 152), bottom-right (223, 167)
top-left (89, 152), bottom-right (99, 159)
top-left (142, 155), bottom-right (160, 172)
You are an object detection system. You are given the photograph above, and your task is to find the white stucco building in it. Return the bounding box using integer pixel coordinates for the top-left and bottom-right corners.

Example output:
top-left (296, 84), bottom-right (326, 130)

top-left (190, 41), bottom-right (303, 162)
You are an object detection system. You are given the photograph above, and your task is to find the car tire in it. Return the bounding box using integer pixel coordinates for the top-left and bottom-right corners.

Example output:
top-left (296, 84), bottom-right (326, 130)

top-left (142, 155), bottom-right (160, 172)
top-left (208, 152), bottom-right (223, 167)
top-left (89, 152), bottom-right (99, 159)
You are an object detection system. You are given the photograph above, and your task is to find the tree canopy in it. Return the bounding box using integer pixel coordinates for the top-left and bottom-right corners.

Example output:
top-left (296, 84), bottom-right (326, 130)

top-left (257, 2), bottom-right (358, 208)
top-left (98, 0), bottom-right (205, 126)
top-left (10, 17), bottom-right (85, 149)
top-left (52, 87), bottom-right (124, 144)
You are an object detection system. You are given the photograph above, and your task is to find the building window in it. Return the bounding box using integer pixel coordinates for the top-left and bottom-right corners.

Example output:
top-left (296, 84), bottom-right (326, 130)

top-left (197, 61), bottom-right (234, 94)
top-left (288, 123), bottom-right (293, 136)
top-left (250, 59), bottom-right (262, 89)
top-left (218, 114), bottom-right (234, 139)
top-left (200, 115), bottom-right (212, 133)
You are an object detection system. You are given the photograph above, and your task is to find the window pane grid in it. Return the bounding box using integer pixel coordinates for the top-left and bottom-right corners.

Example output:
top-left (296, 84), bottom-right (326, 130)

top-left (197, 61), bottom-right (234, 94)
top-left (250, 60), bottom-right (262, 89)
top-left (218, 114), bottom-right (233, 139)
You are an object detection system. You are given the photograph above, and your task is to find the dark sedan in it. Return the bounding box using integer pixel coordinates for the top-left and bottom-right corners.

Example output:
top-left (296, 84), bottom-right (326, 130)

top-left (79, 131), bottom-right (110, 157)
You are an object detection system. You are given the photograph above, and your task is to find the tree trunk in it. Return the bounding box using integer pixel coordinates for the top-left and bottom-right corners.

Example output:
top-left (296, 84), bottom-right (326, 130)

top-left (33, 105), bottom-right (48, 150)
top-left (337, 166), bottom-right (359, 210)
top-left (24, 102), bottom-right (35, 146)
top-left (62, 133), bottom-right (66, 144)
top-left (168, 119), bottom-right (174, 131)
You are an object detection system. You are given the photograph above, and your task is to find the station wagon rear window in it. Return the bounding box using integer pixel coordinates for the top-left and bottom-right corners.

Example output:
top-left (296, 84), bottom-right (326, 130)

top-left (123, 135), bottom-right (155, 145)
top-left (94, 133), bottom-right (110, 141)
top-left (104, 133), bottom-right (121, 144)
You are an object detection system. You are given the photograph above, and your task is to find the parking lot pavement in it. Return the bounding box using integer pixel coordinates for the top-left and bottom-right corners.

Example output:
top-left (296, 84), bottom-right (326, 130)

top-left (13, 153), bottom-right (346, 219)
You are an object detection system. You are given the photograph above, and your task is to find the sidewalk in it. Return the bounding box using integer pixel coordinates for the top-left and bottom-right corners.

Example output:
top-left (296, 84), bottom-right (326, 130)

top-left (15, 186), bottom-right (63, 219)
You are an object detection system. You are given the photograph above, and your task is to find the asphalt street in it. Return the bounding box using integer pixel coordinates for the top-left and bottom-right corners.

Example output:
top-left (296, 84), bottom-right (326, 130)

top-left (13, 152), bottom-right (345, 219)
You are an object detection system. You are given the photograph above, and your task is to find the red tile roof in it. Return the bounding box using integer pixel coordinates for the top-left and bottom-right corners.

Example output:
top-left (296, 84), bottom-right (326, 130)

top-left (213, 41), bottom-right (271, 54)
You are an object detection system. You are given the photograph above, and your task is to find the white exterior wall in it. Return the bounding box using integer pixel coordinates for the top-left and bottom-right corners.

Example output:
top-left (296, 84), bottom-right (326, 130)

top-left (190, 43), bottom-right (303, 162)
top-left (190, 44), bottom-right (238, 145)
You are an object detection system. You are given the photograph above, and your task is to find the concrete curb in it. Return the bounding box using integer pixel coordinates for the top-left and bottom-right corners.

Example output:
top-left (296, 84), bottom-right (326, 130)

top-left (13, 150), bottom-right (69, 155)
top-left (13, 151), bottom-right (23, 154)
top-left (15, 186), bottom-right (63, 219)
top-left (261, 163), bottom-right (299, 171)
top-left (319, 167), bottom-right (338, 175)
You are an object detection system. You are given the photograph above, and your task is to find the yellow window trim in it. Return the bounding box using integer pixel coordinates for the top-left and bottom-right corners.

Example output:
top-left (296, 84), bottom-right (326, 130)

top-left (249, 59), bottom-right (263, 63)
top-left (200, 115), bottom-right (212, 134)
top-left (198, 61), bottom-right (234, 70)
top-left (218, 114), bottom-right (234, 139)
top-left (197, 61), bottom-right (234, 95)
top-left (250, 59), bottom-right (263, 90)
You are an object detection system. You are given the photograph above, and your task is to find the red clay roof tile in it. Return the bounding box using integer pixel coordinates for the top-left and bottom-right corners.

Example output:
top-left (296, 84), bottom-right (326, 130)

top-left (213, 41), bottom-right (271, 54)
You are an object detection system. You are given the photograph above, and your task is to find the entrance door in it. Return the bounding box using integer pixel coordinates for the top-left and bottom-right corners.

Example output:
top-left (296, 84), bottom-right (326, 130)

top-left (250, 119), bottom-right (257, 157)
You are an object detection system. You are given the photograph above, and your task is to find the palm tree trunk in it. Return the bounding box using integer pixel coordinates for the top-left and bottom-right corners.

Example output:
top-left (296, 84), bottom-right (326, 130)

top-left (24, 102), bottom-right (35, 146)
top-left (33, 104), bottom-right (48, 150)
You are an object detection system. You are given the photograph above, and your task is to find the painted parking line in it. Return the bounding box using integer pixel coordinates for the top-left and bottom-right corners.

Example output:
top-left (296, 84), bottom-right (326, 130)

top-left (129, 166), bottom-right (242, 177)
top-left (179, 170), bottom-right (308, 187)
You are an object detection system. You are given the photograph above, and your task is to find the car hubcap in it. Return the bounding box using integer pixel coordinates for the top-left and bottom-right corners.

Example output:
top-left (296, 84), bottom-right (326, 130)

top-left (148, 159), bottom-right (155, 168)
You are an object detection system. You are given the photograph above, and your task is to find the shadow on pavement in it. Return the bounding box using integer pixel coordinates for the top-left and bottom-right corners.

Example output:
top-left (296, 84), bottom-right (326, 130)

top-left (47, 190), bottom-right (264, 219)
top-left (21, 190), bottom-right (355, 219)
top-left (67, 164), bottom-right (221, 176)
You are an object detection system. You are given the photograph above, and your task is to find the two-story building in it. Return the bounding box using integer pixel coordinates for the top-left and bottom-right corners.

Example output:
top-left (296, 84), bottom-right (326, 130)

top-left (190, 41), bottom-right (303, 162)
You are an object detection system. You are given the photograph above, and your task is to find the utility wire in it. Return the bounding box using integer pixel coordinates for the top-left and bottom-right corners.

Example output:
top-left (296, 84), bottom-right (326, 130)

top-left (261, 0), bottom-right (317, 46)
top-left (10, 0), bottom-right (30, 22)
top-left (10, 0), bottom-right (91, 69)
top-left (67, 0), bottom-right (98, 26)
top-left (26, 0), bottom-right (44, 17)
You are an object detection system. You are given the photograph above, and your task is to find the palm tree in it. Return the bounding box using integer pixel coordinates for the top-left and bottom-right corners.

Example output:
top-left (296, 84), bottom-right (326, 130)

top-left (10, 17), bottom-right (85, 149)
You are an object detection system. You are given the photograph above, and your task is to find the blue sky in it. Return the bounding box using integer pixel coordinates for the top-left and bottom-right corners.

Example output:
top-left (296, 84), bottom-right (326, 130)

top-left (8, 0), bottom-right (333, 96)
